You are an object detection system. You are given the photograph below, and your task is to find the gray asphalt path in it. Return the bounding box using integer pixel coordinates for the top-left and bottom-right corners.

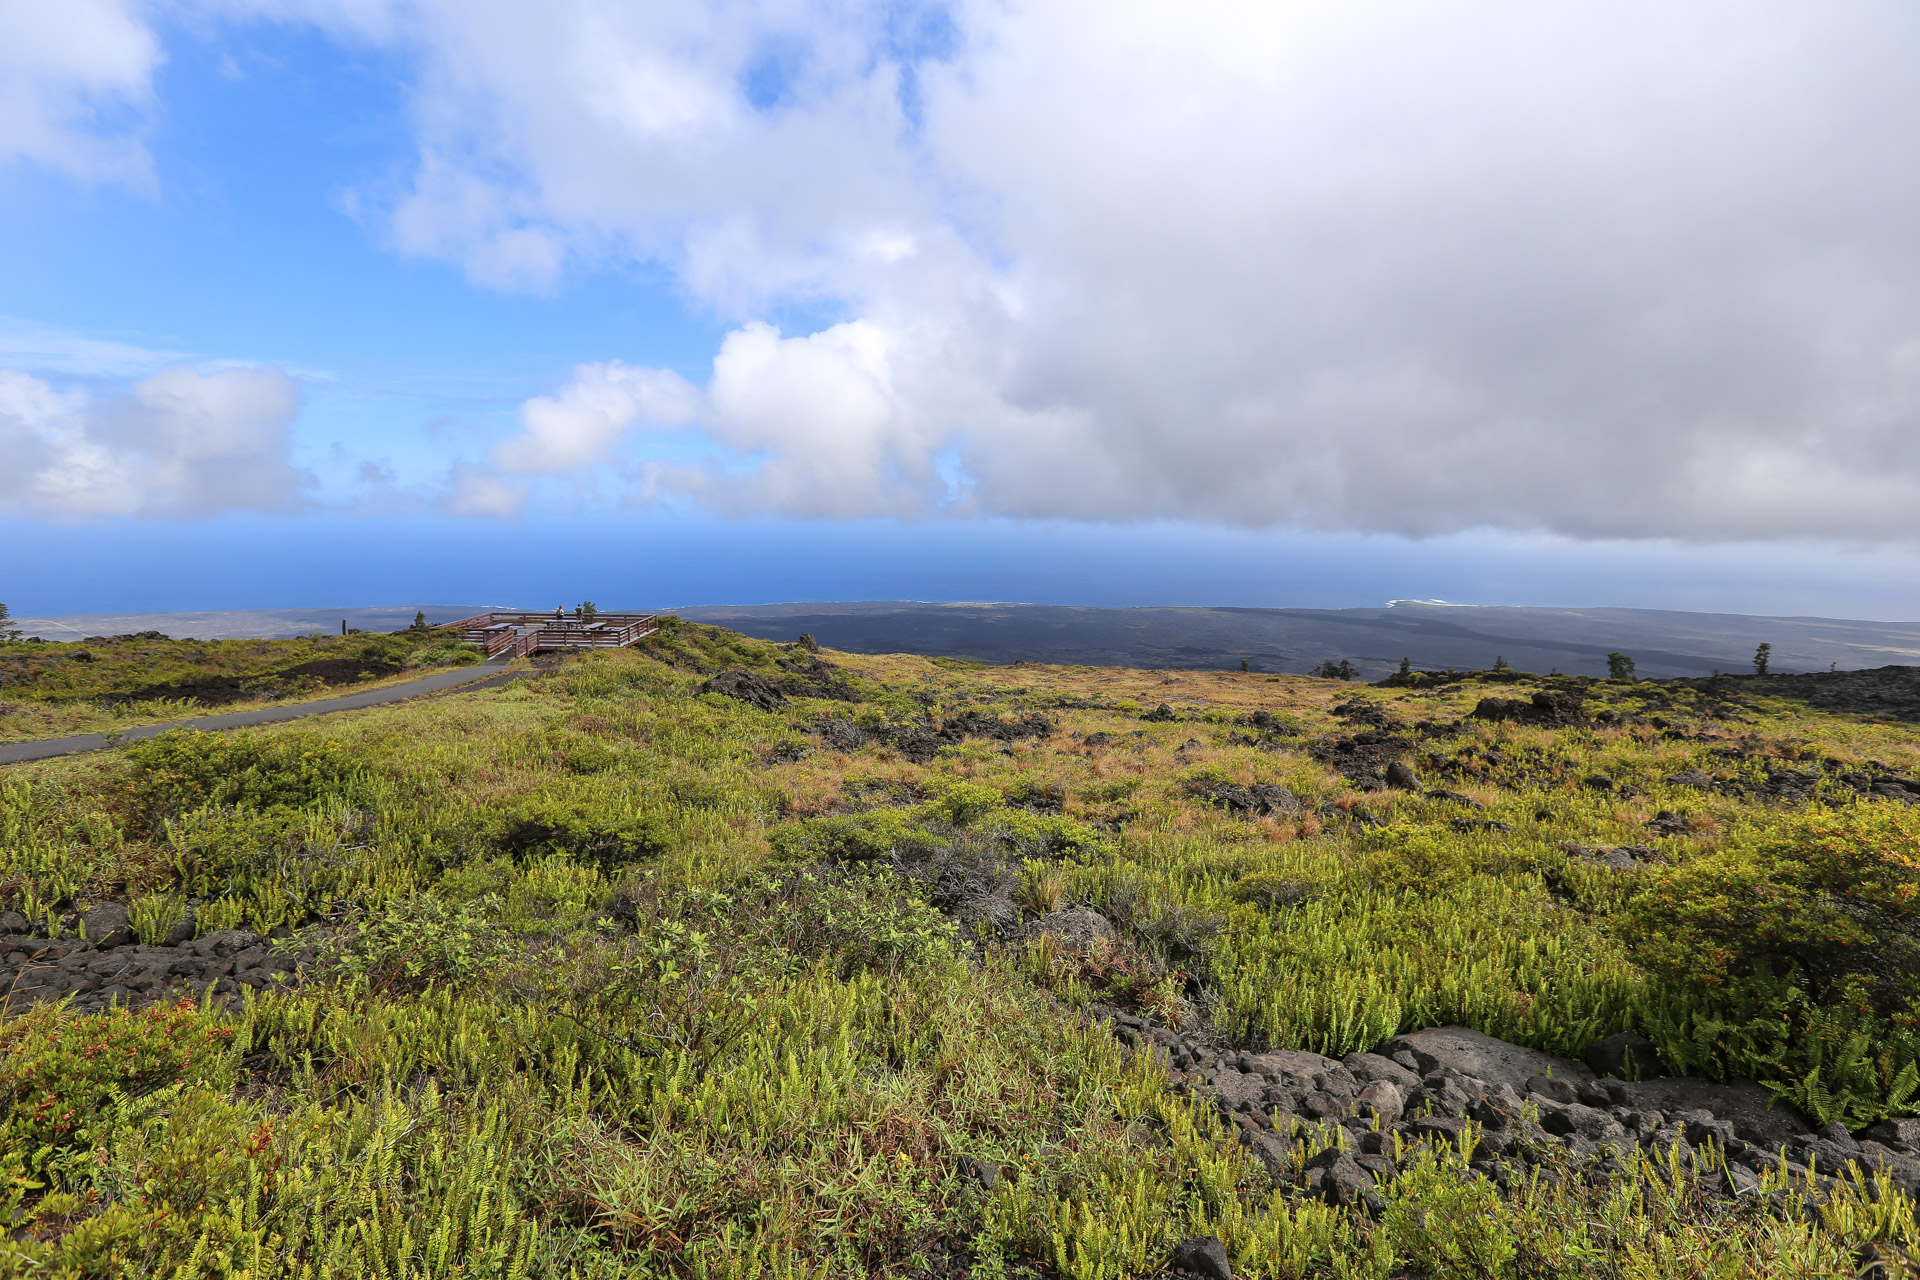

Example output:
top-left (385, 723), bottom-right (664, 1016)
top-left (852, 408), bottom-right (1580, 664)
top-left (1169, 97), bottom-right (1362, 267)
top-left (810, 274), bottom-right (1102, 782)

top-left (0, 654), bottom-right (524, 766)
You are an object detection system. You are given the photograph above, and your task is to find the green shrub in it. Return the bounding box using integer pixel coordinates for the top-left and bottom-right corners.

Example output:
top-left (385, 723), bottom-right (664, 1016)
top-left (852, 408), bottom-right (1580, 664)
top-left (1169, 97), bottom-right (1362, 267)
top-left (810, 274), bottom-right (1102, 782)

top-left (497, 795), bottom-right (668, 871)
top-left (0, 1000), bottom-right (236, 1159)
top-left (316, 893), bottom-right (509, 993)
top-left (1358, 825), bottom-right (1500, 894)
top-left (128, 891), bottom-right (186, 945)
top-left (123, 729), bottom-right (362, 823)
top-left (407, 640), bottom-right (482, 669)
top-left (986, 809), bottom-right (1114, 862)
top-left (756, 867), bottom-right (958, 978)
top-left (1625, 805), bottom-right (1920, 1123)
top-left (768, 809), bottom-right (938, 864)
top-left (931, 780), bottom-right (1006, 824)
top-left (1625, 804), bottom-right (1920, 1012)
top-left (1381, 1142), bottom-right (1517, 1275)
top-left (163, 805), bottom-right (306, 898)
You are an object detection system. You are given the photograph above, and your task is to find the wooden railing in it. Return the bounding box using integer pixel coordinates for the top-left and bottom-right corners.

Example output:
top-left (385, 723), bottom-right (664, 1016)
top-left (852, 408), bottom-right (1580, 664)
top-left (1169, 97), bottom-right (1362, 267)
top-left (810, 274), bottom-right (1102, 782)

top-left (447, 611), bottom-right (661, 658)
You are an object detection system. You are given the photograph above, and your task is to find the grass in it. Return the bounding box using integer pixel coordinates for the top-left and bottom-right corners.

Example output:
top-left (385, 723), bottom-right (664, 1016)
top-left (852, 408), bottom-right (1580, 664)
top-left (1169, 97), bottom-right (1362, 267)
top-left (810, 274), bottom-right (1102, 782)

top-left (0, 628), bottom-right (487, 743)
top-left (0, 617), bottom-right (1917, 1276)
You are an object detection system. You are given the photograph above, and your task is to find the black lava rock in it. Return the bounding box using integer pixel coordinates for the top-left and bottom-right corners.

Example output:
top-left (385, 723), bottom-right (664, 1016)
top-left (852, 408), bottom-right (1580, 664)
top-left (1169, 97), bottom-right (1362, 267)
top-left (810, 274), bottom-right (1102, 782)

top-left (1170, 1235), bottom-right (1232, 1280)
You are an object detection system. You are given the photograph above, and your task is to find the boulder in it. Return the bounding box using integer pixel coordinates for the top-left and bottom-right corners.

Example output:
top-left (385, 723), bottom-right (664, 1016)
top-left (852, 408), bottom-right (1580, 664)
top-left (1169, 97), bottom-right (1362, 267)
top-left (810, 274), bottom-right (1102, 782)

top-left (1205, 1070), bottom-right (1269, 1112)
top-left (1584, 1031), bottom-right (1668, 1080)
top-left (1408, 1115), bottom-right (1470, 1143)
top-left (1303, 1149), bottom-right (1377, 1206)
top-left (1185, 779), bottom-right (1301, 818)
top-left (1539, 1102), bottom-right (1621, 1142)
top-left (1384, 761), bottom-right (1422, 790)
top-left (1355, 1080), bottom-right (1405, 1123)
top-left (1865, 1118), bottom-right (1920, 1153)
top-left (1246, 1050), bottom-right (1354, 1095)
top-left (1342, 1051), bottom-right (1420, 1091)
top-left (1526, 1075), bottom-right (1578, 1106)
top-left (1170, 1235), bottom-right (1233, 1280)
top-left (1377, 1026), bottom-right (1590, 1095)
top-left (190, 929), bottom-right (264, 959)
top-left (1647, 810), bottom-right (1692, 837)
top-left (1246, 1133), bottom-right (1290, 1180)
top-left (1249, 783), bottom-right (1302, 814)
top-left (1813, 1121), bottom-right (1861, 1154)
top-left (1626, 1077), bottom-right (1811, 1149)
top-left (1301, 1090), bottom-right (1346, 1119)
top-left (1568, 845), bottom-right (1646, 872)
top-left (80, 902), bottom-right (132, 950)
top-left (699, 670), bottom-right (788, 711)
top-left (1470, 690), bottom-right (1586, 726)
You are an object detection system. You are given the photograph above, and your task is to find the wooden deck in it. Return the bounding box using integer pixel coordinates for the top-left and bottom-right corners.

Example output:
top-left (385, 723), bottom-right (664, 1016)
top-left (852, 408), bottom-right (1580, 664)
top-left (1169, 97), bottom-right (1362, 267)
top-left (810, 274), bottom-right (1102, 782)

top-left (448, 611), bottom-right (661, 659)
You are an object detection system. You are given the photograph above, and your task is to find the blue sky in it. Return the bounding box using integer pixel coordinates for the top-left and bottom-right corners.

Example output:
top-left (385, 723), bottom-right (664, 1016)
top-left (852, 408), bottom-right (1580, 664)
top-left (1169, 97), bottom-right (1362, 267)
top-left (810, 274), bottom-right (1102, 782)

top-left (4, 2), bottom-right (1920, 618)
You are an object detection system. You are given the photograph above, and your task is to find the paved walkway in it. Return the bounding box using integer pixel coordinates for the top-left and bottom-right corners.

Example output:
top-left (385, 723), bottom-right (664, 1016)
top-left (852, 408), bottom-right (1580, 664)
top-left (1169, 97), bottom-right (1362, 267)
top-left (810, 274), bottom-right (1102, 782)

top-left (0, 654), bottom-right (525, 766)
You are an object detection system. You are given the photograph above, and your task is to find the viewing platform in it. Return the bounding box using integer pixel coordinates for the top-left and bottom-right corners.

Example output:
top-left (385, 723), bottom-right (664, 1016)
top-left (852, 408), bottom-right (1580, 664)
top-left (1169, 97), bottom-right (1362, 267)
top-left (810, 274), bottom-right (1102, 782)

top-left (449, 610), bottom-right (661, 659)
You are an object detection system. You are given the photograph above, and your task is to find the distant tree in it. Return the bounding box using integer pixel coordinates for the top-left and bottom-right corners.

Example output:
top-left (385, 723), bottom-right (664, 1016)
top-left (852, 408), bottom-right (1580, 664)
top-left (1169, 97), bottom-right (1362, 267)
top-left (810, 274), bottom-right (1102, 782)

top-left (0, 603), bottom-right (17, 643)
top-left (1398, 656), bottom-right (1412, 677)
top-left (1314, 658), bottom-right (1358, 681)
top-left (1607, 652), bottom-right (1636, 681)
top-left (408, 610), bottom-right (429, 632)
top-left (1240, 658), bottom-right (1250, 672)
top-left (576, 601), bottom-right (598, 622)
top-left (1492, 656), bottom-right (1510, 671)
top-left (1754, 642), bottom-right (1772, 677)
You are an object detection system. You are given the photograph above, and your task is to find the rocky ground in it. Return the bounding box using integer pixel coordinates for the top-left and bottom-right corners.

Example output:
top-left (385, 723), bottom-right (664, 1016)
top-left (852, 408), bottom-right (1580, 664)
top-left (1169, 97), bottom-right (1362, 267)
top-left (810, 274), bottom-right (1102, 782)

top-left (1109, 1014), bottom-right (1915, 1209)
top-left (0, 904), bottom-right (302, 1014)
top-left (892, 821), bottom-right (1902, 1235)
top-left (1742, 665), bottom-right (1920, 724)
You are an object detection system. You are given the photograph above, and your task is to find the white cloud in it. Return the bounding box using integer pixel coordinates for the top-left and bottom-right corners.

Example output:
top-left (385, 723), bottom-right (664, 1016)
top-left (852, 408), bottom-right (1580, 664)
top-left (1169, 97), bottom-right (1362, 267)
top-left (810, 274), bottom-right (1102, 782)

top-left (0, 365), bottom-right (311, 517)
top-left (695, 320), bottom-right (944, 516)
top-left (0, 0), bottom-right (161, 183)
top-left (496, 360), bottom-right (697, 474)
top-left (216, 1), bottom-right (1920, 537)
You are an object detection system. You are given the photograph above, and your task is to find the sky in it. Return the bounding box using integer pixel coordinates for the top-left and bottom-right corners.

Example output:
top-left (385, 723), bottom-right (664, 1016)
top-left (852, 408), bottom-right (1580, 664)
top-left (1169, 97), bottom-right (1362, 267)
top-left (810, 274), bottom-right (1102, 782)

top-left (3, 1), bottom-right (1920, 618)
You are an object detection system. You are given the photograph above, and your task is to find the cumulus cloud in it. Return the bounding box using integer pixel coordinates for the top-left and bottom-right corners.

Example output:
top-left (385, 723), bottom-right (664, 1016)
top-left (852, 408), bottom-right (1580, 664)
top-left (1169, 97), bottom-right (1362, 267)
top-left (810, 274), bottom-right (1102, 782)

top-left (0, 0), bottom-right (161, 182)
top-left (234, 1), bottom-right (1920, 537)
top-left (496, 360), bottom-right (698, 474)
top-left (0, 365), bottom-right (311, 517)
top-left (691, 320), bottom-right (951, 516)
